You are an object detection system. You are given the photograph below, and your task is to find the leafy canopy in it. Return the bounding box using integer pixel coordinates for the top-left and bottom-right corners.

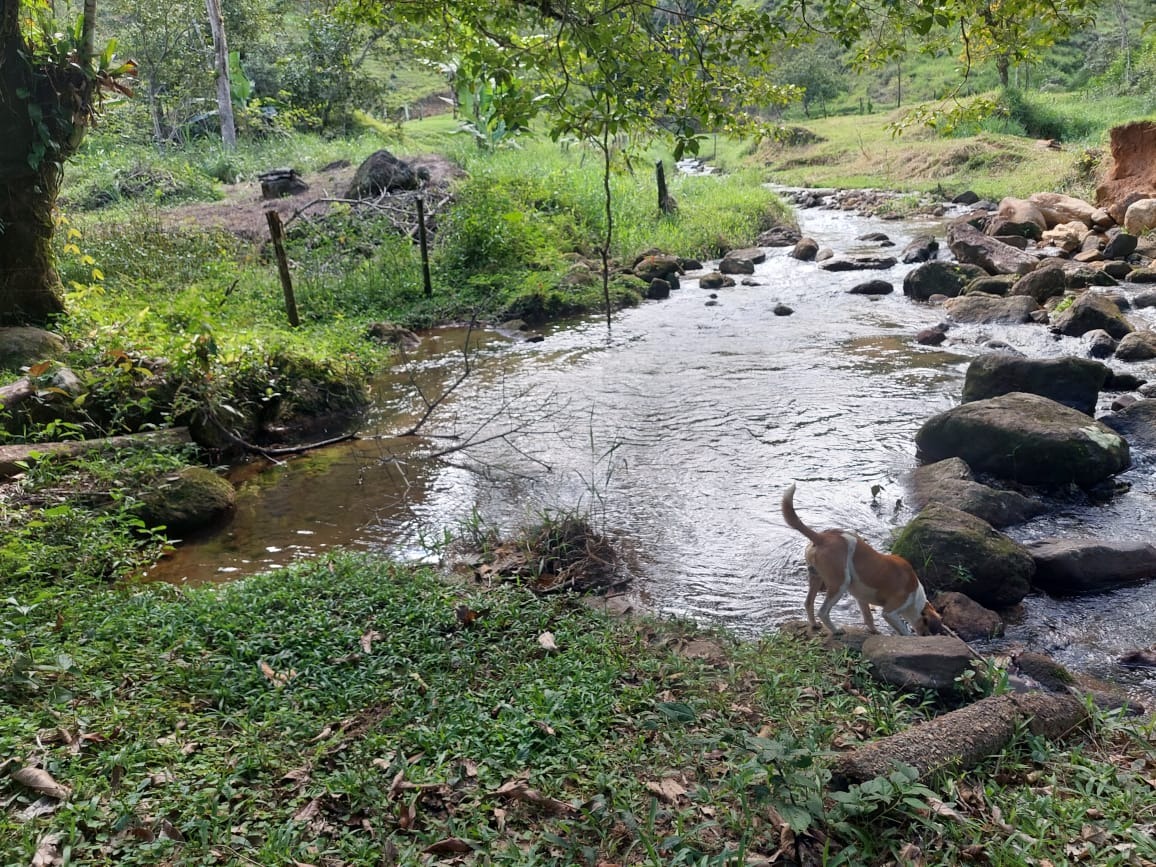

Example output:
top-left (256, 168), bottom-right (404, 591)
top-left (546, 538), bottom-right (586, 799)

top-left (338, 0), bottom-right (1103, 148)
top-left (338, 0), bottom-right (803, 156)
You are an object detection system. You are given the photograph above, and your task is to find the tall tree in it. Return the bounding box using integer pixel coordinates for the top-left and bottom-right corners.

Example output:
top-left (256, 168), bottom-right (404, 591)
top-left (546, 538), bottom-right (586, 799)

top-left (204, 0), bottom-right (236, 149)
top-left (0, 0), bottom-right (131, 326)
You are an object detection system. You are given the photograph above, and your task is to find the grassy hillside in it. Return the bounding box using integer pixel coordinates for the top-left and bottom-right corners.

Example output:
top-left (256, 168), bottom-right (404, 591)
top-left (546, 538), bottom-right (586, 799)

top-left (757, 91), bottom-right (1156, 200)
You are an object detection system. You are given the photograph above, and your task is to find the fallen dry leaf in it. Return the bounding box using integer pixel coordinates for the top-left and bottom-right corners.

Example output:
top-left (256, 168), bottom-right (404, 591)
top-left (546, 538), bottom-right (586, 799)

top-left (282, 767), bottom-right (311, 785)
top-left (493, 779), bottom-right (576, 815)
top-left (645, 778), bottom-right (687, 804)
top-left (897, 842), bottom-right (925, 866)
top-left (258, 660), bottom-right (297, 687)
top-left (17, 797), bottom-right (62, 821)
top-left (923, 796), bottom-right (965, 823)
top-left (11, 766), bottom-right (71, 801)
top-left (359, 629), bottom-right (383, 654)
top-left (292, 799), bottom-right (322, 822)
top-left (30, 832), bottom-right (63, 867)
top-left (423, 837), bottom-right (473, 855)
top-left (538, 631), bottom-right (558, 651)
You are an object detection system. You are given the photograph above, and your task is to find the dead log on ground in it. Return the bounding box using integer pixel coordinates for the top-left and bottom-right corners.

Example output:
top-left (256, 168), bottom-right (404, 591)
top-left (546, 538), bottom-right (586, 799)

top-left (0, 378), bottom-right (34, 412)
top-left (0, 428), bottom-right (193, 480)
top-left (829, 691), bottom-right (1090, 789)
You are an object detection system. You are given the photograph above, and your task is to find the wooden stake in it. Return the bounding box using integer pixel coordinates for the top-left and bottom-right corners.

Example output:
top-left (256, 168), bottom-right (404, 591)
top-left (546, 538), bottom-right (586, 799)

top-left (416, 196), bottom-right (433, 297)
top-left (265, 210), bottom-right (299, 327)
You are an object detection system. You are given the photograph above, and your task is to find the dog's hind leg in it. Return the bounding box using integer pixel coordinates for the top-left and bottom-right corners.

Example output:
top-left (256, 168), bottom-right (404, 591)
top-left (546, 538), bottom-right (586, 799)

top-left (804, 565), bottom-right (821, 631)
top-left (817, 585), bottom-right (846, 634)
top-left (857, 600), bottom-right (879, 634)
top-left (817, 534), bottom-right (858, 635)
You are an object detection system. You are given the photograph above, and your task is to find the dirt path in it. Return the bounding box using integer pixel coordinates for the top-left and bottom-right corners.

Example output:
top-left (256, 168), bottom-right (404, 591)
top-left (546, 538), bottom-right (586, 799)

top-left (164, 153), bottom-right (464, 242)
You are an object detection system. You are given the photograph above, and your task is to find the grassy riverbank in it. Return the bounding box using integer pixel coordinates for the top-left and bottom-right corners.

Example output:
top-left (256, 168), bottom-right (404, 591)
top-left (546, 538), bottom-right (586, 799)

top-left (3, 553), bottom-right (1154, 865)
top-left (5, 111), bottom-right (1156, 865)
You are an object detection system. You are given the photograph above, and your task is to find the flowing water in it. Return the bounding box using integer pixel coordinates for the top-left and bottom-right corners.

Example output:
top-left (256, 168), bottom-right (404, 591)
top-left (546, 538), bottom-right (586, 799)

top-left (149, 193), bottom-right (1156, 699)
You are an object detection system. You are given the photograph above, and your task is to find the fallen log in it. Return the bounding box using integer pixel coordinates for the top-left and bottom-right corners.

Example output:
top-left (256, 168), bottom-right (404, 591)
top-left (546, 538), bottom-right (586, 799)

top-left (0, 428), bottom-right (193, 480)
top-left (0, 378), bottom-right (34, 412)
top-left (829, 691), bottom-right (1090, 789)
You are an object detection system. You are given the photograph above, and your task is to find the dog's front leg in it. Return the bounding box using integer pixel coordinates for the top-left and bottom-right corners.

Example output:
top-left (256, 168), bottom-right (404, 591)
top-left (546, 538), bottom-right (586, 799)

top-left (883, 609), bottom-right (913, 636)
top-left (857, 600), bottom-right (879, 634)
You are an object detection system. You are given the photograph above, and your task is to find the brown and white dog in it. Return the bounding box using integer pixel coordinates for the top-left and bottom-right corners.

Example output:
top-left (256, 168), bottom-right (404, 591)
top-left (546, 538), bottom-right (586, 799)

top-left (781, 484), bottom-right (942, 636)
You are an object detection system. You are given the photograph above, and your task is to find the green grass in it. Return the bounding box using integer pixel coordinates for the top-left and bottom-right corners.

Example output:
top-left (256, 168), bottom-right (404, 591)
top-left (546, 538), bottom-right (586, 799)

top-left (1, 553), bottom-right (1153, 865)
top-left (758, 91), bottom-right (1156, 201)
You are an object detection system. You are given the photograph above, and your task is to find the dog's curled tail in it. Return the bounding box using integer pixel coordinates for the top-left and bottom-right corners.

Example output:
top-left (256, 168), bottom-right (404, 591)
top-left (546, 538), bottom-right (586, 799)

top-left (781, 483), bottom-right (822, 543)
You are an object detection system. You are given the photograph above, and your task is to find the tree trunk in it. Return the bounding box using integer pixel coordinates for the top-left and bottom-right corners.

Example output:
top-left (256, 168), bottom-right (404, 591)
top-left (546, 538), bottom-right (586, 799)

top-left (0, 0), bottom-right (65, 325)
top-left (0, 169), bottom-right (66, 325)
top-left (997, 55), bottom-right (1010, 88)
top-left (205, 0), bottom-right (237, 150)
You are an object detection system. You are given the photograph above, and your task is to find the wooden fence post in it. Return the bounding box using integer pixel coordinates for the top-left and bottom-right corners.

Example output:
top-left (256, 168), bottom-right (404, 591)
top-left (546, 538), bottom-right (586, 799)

top-left (416, 196), bottom-right (433, 297)
top-left (265, 210), bottom-right (300, 327)
top-left (656, 160), bottom-right (676, 214)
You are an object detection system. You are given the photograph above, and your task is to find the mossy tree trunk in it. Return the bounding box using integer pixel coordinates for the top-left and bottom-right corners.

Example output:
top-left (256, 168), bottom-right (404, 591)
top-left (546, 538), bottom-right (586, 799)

top-left (0, 0), bottom-right (94, 326)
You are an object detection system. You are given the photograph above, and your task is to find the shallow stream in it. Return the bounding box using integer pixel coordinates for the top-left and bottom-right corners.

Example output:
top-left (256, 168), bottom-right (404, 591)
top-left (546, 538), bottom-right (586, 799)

top-left (149, 193), bottom-right (1156, 699)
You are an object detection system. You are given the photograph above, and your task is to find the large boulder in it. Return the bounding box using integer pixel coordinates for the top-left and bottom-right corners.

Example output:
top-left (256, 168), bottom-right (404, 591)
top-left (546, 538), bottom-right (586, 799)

top-left (848, 279), bottom-right (893, 296)
top-left (996, 197), bottom-right (1047, 234)
top-left (789, 237), bottom-right (819, 261)
top-left (1028, 192), bottom-right (1097, 228)
top-left (960, 353), bottom-right (1110, 415)
top-left (907, 458), bottom-right (1046, 528)
top-left (1050, 292), bottom-right (1135, 340)
top-left (942, 294), bottom-right (1040, 325)
top-left (890, 503), bottom-right (1035, 608)
top-left (344, 150), bottom-right (424, 199)
top-left (1102, 232), bottom-right (1138, 260)
top-left (1114, 330), bottom-right (1156, 362)
top-left (915, 392), bottom-right (1130, 488)
top-left (1010, 265), bottom-right (1068, 303)
top-left (633, 253), bottom-right (683, 282)
top-left (757, 226), bottom-right (802, 247)
top-left (1123, 198), bottom-right (1156, 236)
top-left (901, 235), bottom-right (939, 264)
top-left (903, 261), bottom-right (988, 301)
top-left (948, 219), bottom-right (1040, 275)
top-left (0, 327), bottom-right (67, 370)
top-left (818, 255), bottom-right (897, 271)
top-left (965, 274), bottom-right (1018, 296)
top-left (1028, 539), bottom-right (1156, 595)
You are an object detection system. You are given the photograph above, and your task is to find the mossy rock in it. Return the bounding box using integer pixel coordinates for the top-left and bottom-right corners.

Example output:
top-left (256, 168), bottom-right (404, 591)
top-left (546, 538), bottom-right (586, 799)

top-left (915, 392), bottom-right (1130, 488)
top-left (138, 467), bottom-right (236, 534)
top-left (891, 503), bottom-right (1034, 608)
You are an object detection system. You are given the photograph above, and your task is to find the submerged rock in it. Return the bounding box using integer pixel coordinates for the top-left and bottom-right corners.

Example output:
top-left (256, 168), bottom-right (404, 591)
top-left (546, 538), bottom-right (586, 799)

top-left (1028, 538), bottom-right (1156, 594)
